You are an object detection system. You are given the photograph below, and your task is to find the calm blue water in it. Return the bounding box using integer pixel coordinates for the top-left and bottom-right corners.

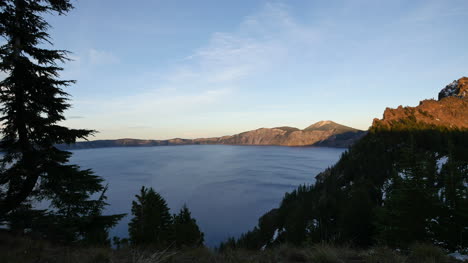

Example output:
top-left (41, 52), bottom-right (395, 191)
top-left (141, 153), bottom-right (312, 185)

top-left (69, 145), bottom-right (345, 247)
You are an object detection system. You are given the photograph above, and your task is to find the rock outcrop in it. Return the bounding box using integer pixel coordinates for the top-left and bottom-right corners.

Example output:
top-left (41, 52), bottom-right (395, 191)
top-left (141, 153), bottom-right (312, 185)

top-left (373, 77), bottom-right (468, 130)
top-left (438, 77), bottom-right (468, 100)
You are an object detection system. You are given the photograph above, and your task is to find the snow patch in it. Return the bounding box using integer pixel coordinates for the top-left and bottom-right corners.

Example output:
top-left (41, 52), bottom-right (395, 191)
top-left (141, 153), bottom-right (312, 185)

top-left (438, 188), bottom-right (444, 201)
top-left (398, 172), bottom-right (409, 180)
top-left (382, 178), bottom-right (393, 201)
top-left (272, 229), bottom-right (280, 241)
top-left (448, 252), bottom-right (468, 261)
top-left (439, 80), bottom-right (459, 98)
top-left (260, 228), bottom-right (284, 250)
top-left (437, 156), bottom-right (448, 173)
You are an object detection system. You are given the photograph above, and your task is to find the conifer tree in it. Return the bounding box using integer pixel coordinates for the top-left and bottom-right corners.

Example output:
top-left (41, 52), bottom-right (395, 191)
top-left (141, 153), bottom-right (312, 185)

top-left (129, 186), bottom-right (173, 247)
top-left (376, 144), bottom-right (440, 247)
top-left (437, 150), bottom-right (468, 250)
top-left (0, 0), bottom-right (123, 244)
top-left (173, 204), bottom-right (204, 248)
top-left (339, 180), bottom-right (375, 247)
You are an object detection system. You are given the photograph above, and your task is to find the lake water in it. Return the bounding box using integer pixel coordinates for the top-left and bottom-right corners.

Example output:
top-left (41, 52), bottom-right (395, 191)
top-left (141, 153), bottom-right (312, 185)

top-left (69, 145), bottom-right (345, 247)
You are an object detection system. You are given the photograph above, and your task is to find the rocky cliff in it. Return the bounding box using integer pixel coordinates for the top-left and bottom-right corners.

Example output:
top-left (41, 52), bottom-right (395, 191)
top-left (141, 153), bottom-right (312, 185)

top-left (372, 77), bottom-right (468, 131)
top-left (438, 77), bottom-right (468, 100)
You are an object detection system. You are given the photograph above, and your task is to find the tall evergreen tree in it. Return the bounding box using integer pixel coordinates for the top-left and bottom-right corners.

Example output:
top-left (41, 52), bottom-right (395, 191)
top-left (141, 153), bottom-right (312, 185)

top-left (437, 148), bottom-right (468, 250)
top-left (0, 0), bottom-right (123, 244)
top-left (129, 186), bottom-right (173, 247)
top-left (339, 180), bottom-right (375, 247)
top-left (376, 143), bottom-right (441, 247)
top-left (173, 204), bottom-right (204, 248)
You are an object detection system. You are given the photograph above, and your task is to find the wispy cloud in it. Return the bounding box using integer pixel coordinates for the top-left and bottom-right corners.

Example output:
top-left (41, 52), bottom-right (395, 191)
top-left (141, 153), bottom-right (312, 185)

top-left (88, 49), bottom-right (120, 65)
top-left (70, 3), bottom-right (313, 121)
top-left (63, 1), bottom-right (468, 139)
top-left (62, 2), bottom-right (341, 139)
top-left (61, 49), bottom-right (119, 80)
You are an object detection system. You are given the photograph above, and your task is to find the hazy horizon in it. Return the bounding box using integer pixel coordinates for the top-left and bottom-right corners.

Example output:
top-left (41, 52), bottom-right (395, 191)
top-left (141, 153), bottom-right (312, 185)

top-left (40, 0), bottom-right (468, 140)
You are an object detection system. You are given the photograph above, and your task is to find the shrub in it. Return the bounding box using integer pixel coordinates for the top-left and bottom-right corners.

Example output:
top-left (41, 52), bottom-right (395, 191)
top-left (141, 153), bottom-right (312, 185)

top-left (409, 243), bottom-right (447, 263)
top-left (308, 244), bottom-right (344, 263)
top-left (363, 246), bottom-right (407, 263)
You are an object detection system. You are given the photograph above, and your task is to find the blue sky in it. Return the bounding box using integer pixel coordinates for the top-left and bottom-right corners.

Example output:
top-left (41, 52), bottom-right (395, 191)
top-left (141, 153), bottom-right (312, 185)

top-left (44, 0), bottom-right (468, 139)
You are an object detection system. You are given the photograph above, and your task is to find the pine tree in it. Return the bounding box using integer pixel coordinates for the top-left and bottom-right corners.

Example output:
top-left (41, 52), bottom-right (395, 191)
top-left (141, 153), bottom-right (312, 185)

top-left (437, 148), bottom-right (468, 250)
top-left (339, 180), bottom-right (375, 247)
top-left (376, 143), bottom-right (441, 247)
top-left (0, 0), bottom-right (123, 244)
top-left (129, 186), bottom-right (173, 247)
top-left (173, 204), bottom-right (204, 248)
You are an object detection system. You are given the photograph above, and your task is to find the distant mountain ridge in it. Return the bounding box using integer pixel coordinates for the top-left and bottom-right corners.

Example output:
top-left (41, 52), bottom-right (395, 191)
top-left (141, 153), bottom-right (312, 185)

top-left (58, 121), bottom-right (366, 150)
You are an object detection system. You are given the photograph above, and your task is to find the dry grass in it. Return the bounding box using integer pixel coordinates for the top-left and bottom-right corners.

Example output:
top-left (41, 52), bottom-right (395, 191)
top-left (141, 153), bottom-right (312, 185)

top-left (408, 243), bottom-right (450, 263)
top-left (308, 244), bottom-right (344, 263)
top-left (0, 232), bottom-right (464, 263)
top-left (362, 246), bottom-right (407, 263)
top-left (0, 233), bottom-right (112, 263)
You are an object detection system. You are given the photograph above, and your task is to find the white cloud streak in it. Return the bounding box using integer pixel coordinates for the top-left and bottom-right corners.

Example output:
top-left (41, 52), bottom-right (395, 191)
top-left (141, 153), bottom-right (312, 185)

top-left (88, 49), bottom-right (120, 65)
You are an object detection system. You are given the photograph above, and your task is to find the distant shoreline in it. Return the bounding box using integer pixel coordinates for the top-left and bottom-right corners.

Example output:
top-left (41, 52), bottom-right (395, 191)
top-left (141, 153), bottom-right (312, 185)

top-left (63, 143), bottom-right (351, 151)
top-left (58, 121), bottom-right (367, 150)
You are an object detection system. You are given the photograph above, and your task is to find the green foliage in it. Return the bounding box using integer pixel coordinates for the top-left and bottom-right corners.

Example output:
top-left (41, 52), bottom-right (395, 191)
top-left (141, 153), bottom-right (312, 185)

top-left (0, 0), bottom-right (123, 245)
top-left (409, 243), bottom-right (448, 263)
top-left (436, 149), bottom-right (468, 251)
top-left (225, 128), bottom-right (467, 251)
top-left (113, 237), bottom-right (130, 250)
top-left (308, 244), bottom-right (344, 263)
top-left (363, 246), bottom-right (407, 263)
top-left (129, 186), bottom-right (174, 247)
top-left (338, 180), bottom-right (375, 246)
top-left (375, 143), bottom-right (441, 247)
top-left (173, 204), bottom-right (204, 248)
top-left (128, 187), bottom-right (205, 249)
top-left (0, 231), bottom-right (455, 263)
top-left (218, 237), bottom-right (238, 252)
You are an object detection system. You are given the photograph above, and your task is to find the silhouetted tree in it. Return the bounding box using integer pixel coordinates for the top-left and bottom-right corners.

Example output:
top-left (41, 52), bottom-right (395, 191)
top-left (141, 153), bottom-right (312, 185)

top-left (173, 204), bottom-right (204, 248)
top-left (113, 236), bottom-right (130, 250)
top-left (0, 0), bottom-right (123, 244)
top-left (437, 146), bottom-right (468, 250)
top-left (129, 186), bottom-right (173, 247)
top-left (375, 143), bottom-right (441, 247)
top-left (339, 180), bottom-right (375, 247)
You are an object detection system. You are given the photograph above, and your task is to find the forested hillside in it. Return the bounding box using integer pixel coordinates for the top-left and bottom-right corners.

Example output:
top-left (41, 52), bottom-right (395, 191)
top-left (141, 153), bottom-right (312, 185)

top-left (222, 78), bottom-right (468, 252)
